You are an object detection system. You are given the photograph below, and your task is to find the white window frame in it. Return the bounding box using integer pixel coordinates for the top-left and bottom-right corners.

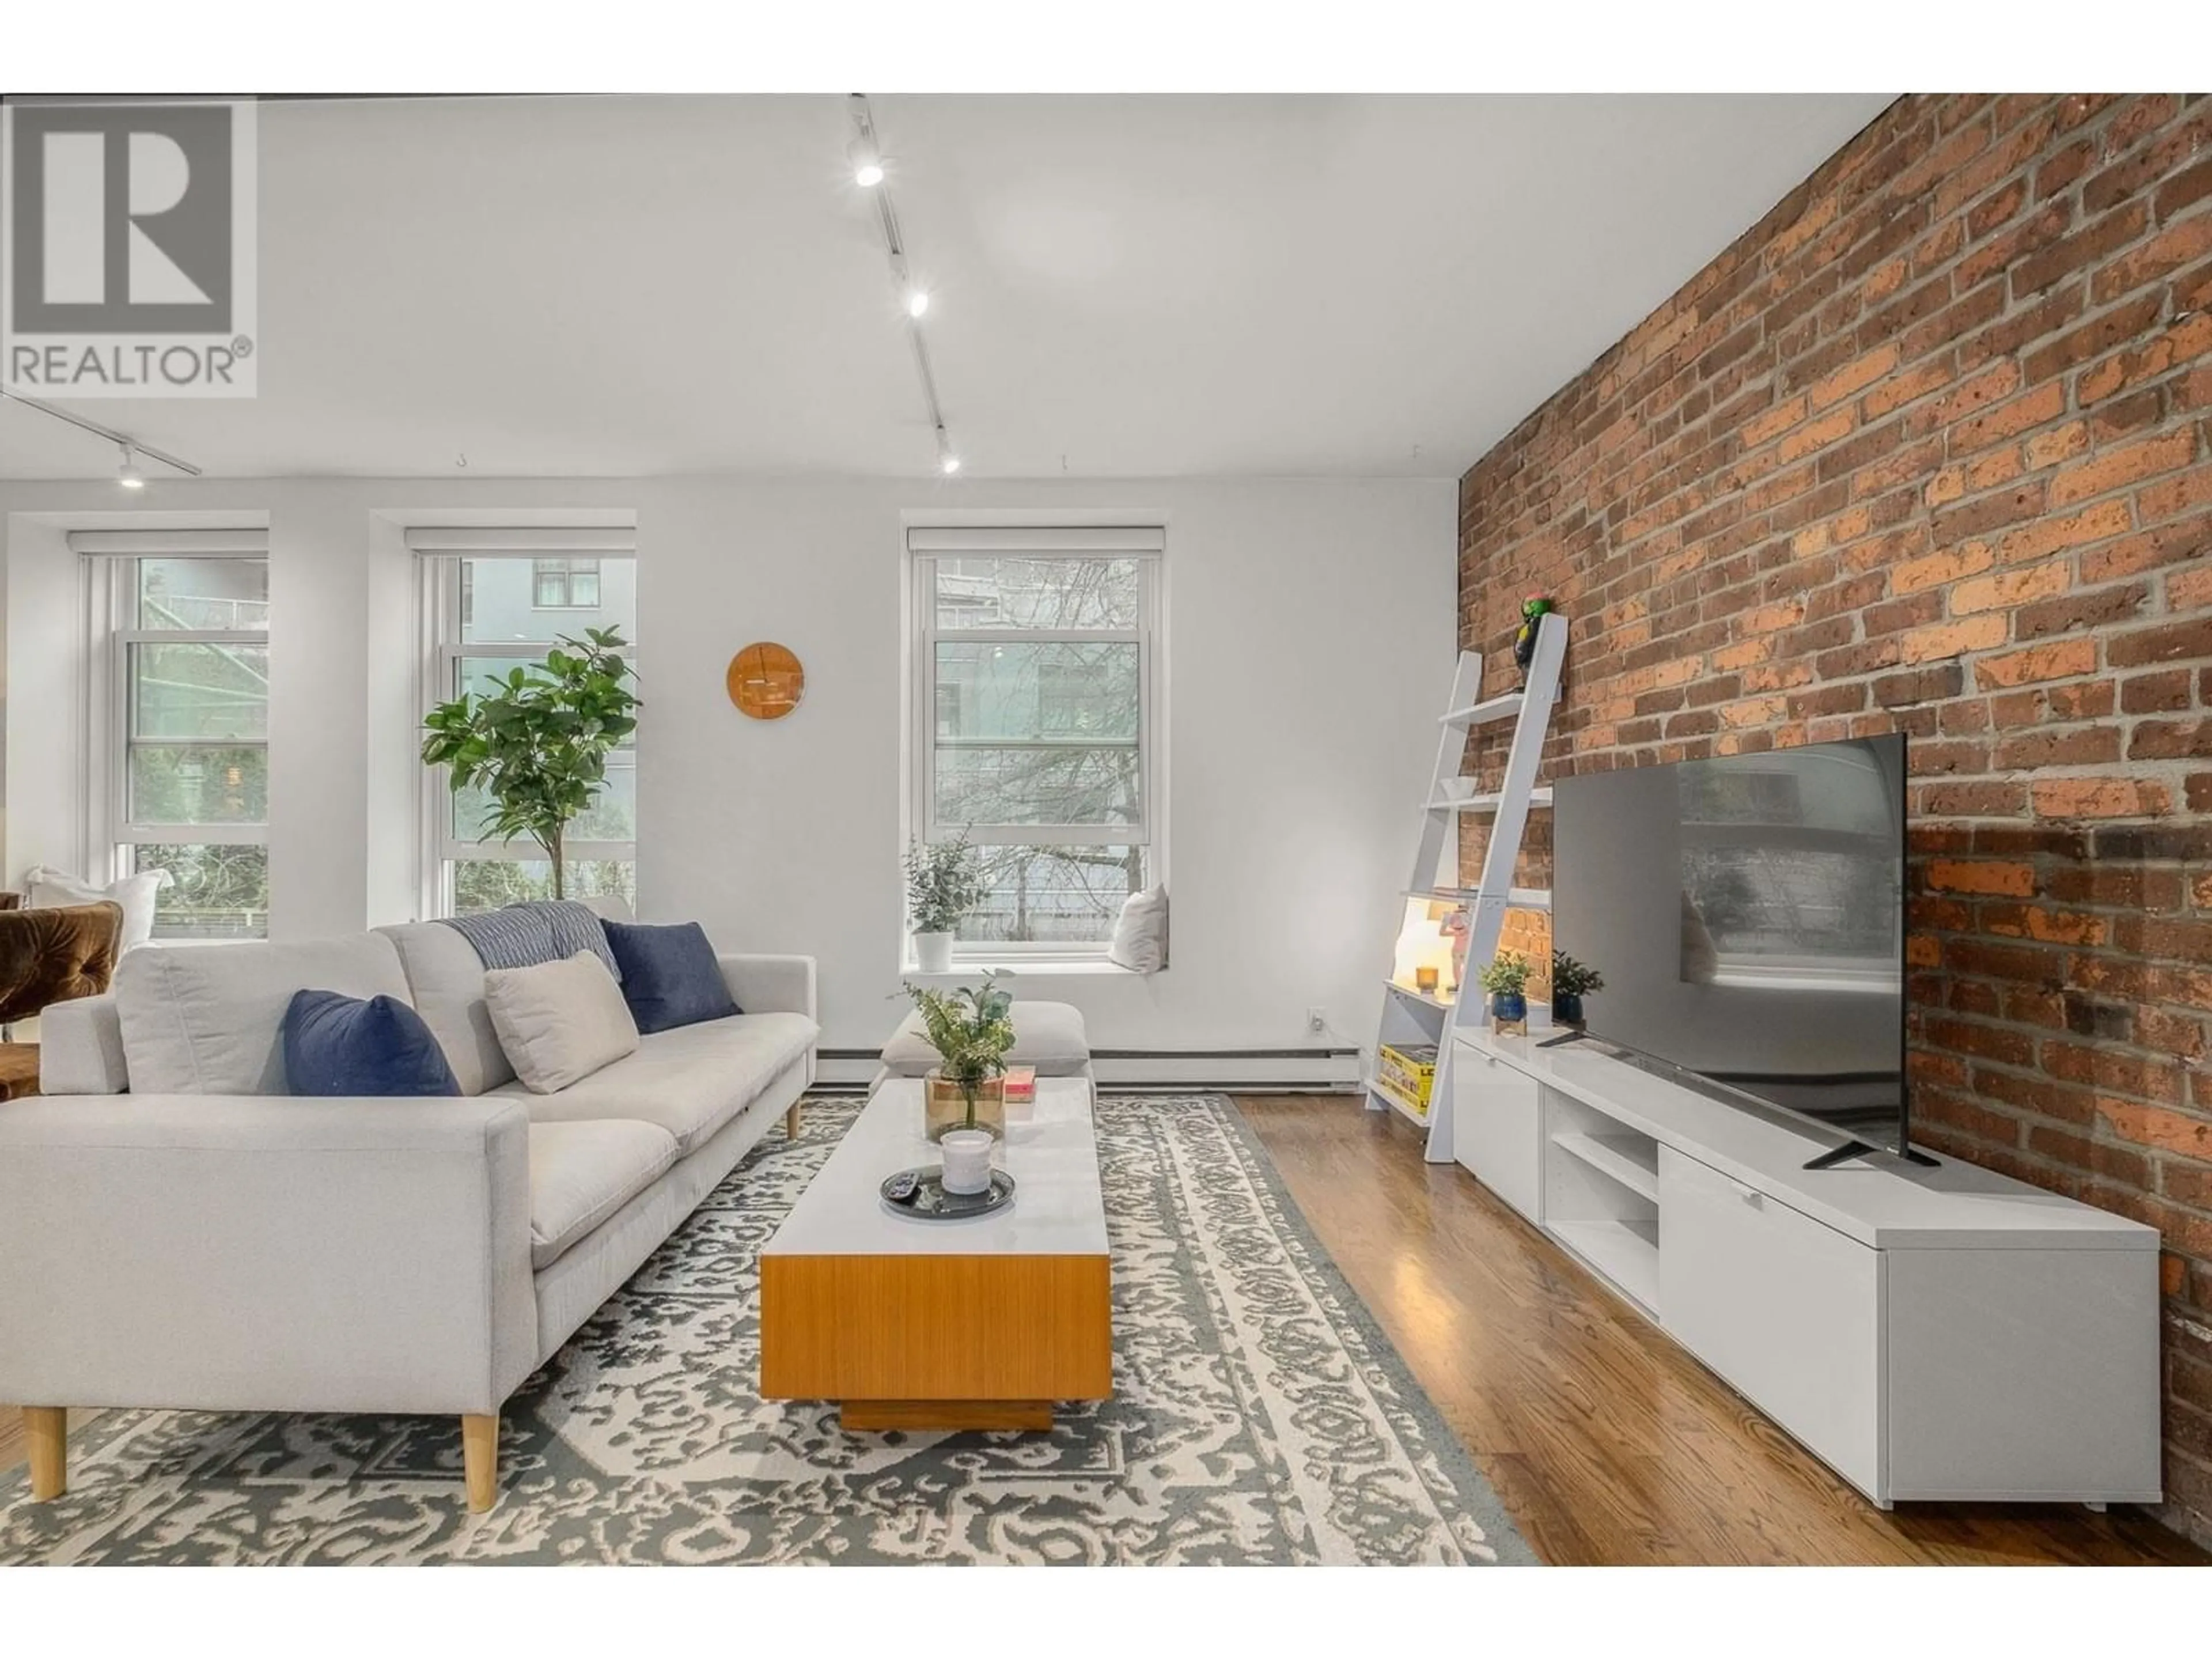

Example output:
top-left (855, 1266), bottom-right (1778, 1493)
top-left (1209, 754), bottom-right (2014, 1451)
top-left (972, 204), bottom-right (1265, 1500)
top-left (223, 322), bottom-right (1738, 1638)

top-left (76, 533), bottom-right (272, 940)
top-left (416, 544), bottom-right (637, 919)
top-left (903, 526), bottom-right (1166, 963)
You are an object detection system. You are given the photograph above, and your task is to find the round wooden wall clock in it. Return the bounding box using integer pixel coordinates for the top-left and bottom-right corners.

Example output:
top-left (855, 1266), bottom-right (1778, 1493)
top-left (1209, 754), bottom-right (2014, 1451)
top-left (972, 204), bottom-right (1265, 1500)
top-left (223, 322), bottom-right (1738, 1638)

top-left (726, 642), bottom-right (805, 719)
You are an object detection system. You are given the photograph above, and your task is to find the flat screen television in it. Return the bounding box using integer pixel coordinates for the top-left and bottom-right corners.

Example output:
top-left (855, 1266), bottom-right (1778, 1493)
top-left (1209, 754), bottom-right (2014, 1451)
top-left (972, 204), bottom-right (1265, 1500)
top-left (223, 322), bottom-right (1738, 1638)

top-left (1550, 733), bottom-right (1925, 1168)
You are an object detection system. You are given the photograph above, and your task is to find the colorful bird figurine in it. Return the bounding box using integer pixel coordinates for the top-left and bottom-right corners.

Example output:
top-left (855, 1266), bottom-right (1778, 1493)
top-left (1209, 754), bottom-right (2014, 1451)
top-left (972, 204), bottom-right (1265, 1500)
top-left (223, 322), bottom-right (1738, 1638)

top-left (1514, 596), bottom-right (1556, 684)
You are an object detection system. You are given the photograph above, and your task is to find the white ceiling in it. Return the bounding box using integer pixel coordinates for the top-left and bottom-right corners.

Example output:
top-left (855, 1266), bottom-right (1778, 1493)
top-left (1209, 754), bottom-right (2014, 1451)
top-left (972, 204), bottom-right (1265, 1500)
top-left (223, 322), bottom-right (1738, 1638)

top-left (0, 93), bottom-right (1891, 482)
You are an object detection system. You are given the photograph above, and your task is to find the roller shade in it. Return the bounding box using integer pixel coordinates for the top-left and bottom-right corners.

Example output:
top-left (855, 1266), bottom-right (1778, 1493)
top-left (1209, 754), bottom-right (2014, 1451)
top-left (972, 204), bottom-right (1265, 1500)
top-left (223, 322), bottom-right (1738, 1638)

top-left (68, 529), bottom-right (268, 556)
top-left (905, 526), bottom-right (1164, 554)
top-left (403, 527), bottom-right (637, 555)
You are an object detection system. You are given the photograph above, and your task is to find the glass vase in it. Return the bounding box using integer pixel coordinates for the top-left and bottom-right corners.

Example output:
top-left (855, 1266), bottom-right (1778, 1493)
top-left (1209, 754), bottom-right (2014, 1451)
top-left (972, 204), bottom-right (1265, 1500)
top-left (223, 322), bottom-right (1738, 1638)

top-left (925, 1071), bottom-right (1006, 1142)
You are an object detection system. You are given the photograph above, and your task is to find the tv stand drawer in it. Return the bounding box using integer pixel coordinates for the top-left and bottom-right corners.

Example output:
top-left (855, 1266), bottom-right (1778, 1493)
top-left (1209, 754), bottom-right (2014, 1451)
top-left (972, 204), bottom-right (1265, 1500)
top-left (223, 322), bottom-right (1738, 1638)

top-left (1657, 1146), bottom-right (1882, 1499)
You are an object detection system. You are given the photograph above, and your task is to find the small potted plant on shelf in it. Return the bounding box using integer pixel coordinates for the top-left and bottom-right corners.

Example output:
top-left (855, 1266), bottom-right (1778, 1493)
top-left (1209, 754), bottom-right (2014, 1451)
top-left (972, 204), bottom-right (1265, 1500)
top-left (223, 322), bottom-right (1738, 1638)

top-left (1477, 951), bottom-right (1532, 1036)
top-left (901, 975), bottom-right (1016, 1187)
top-left (904, 834), bottom-right (987, 974)
top-left (1550, 950), bottom-right (1604, 1030)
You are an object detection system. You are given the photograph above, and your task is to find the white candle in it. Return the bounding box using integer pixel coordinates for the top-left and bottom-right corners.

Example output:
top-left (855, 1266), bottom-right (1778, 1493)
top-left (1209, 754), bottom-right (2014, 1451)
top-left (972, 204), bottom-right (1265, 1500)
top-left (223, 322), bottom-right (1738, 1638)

top-left (940, 1128), bottom-right (994, 1196)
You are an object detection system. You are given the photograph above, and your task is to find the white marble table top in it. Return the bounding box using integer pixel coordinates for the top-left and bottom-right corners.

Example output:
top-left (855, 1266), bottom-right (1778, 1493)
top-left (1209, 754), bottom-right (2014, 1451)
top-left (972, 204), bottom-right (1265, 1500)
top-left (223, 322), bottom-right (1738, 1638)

top-left (762, 1077), bottom-right (1108, 1258)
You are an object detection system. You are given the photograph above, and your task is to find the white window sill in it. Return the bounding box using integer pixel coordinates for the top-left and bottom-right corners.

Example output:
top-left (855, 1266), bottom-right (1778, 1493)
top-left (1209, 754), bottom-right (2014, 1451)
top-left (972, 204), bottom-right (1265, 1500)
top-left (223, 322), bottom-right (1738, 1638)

top-left (901, 957), bottom-right (1141, 979)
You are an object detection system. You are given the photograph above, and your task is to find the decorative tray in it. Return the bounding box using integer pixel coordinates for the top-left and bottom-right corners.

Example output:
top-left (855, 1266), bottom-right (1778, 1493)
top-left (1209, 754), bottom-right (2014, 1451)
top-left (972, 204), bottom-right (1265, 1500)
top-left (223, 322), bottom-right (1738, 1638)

top-left (880, 1166), bottom-right (1016, 1220)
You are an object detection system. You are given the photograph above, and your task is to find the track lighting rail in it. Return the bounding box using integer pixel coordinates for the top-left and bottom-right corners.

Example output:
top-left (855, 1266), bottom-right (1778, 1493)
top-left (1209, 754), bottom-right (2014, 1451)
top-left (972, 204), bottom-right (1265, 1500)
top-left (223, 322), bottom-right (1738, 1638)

top-left (0, 388), bottom-right (203, 480)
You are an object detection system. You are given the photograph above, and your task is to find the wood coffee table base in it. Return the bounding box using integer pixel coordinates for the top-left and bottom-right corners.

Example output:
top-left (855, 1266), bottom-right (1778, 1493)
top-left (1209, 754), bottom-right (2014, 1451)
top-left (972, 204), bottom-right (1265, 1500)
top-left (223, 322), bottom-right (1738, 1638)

top-left (840, 1399), bottom-right (1054, 1432)
top-left (760, 1253), bottom-right (1110, 1425)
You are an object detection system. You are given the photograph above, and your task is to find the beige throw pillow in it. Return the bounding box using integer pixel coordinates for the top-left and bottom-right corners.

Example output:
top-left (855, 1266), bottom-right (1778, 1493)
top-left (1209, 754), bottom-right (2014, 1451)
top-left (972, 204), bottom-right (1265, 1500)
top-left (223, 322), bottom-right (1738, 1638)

top-left (483, 950), bottom-right (639, 1093)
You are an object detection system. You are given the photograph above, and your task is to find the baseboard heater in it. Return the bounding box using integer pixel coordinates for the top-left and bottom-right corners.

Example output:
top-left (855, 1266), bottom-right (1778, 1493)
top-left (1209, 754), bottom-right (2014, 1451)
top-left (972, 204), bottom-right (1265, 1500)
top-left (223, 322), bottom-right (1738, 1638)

top-left (813, 1046), bottom-right (1361, 1092)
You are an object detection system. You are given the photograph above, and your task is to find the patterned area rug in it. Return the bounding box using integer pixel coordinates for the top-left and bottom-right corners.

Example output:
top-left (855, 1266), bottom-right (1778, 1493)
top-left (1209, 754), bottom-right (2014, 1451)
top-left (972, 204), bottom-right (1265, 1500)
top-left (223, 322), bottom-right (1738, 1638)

top-left (0, 1094), bottom-right (1533, 1565)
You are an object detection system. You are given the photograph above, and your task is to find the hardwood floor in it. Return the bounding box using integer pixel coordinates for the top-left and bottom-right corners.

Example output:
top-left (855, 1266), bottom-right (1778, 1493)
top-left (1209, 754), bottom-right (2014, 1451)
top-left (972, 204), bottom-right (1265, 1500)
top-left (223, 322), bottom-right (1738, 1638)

top-left (5, 1095), bottom-right (2199, 1565)
top-left (1234, 1093), bottom-right (2206, 1566)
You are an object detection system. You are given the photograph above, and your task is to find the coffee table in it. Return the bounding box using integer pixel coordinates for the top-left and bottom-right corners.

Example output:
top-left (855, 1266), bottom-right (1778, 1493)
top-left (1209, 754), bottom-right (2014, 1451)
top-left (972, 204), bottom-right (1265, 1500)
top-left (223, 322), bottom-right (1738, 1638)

top-left (759, 1076), bottom-right (1111, 1431)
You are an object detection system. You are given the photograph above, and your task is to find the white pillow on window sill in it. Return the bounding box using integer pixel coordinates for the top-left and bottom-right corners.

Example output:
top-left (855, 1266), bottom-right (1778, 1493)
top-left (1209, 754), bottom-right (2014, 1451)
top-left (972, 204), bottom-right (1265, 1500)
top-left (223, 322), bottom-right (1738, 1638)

top-left (1107, 886), bottom-right (1169, 975)
top-left (24, 864), bottom-right (169, 953)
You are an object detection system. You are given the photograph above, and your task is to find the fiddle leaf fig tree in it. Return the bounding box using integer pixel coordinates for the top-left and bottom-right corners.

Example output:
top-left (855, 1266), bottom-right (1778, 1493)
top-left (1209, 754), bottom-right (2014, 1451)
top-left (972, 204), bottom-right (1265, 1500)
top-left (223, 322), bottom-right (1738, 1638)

top-left (421, 628), bottom-right (640, 900)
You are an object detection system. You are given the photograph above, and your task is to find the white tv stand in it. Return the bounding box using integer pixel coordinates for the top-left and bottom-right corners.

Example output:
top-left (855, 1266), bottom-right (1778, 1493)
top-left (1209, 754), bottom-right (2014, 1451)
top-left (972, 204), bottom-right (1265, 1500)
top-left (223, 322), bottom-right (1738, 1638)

top-left (1448, 1028), bottom-right (2163, 1509)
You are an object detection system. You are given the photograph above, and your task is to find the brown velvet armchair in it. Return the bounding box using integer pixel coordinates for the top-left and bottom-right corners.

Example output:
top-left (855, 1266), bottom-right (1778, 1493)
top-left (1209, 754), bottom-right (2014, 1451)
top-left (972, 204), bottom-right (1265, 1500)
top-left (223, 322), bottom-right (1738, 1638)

top-left (0, 899), bottom-right (125, 1101)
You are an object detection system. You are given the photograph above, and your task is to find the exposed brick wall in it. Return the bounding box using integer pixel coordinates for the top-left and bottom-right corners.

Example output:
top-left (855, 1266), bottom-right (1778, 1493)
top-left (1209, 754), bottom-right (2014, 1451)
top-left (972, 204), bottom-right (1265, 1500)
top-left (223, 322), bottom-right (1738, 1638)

top-left (1455, 93), bottom-right (2212, 1544)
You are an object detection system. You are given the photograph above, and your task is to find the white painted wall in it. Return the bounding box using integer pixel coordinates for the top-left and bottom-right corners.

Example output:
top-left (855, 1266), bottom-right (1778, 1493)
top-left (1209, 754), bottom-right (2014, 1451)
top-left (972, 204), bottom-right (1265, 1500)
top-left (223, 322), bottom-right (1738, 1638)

top-left (3, 475), bottom-right (1452, 1058)
top-left (2, 518), bottom-right (83, 879)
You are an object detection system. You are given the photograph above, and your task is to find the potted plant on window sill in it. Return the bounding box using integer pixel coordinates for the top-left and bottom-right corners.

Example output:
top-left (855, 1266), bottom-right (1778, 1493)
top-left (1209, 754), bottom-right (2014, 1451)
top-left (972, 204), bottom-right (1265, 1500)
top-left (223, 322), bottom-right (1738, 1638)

top-left (1477, 951), bottom-right (1532, 1037)
top-left (902, 975), bottom-right (1016, 1199)
top-left (904, 834), bottom-right (986, 974)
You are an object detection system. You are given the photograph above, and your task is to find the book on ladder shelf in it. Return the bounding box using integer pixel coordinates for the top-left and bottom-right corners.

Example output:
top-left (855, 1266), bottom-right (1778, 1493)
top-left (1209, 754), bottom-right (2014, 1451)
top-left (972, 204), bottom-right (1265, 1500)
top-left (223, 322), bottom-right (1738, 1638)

top-left (1365, 611), bottom-right (1567, 1164)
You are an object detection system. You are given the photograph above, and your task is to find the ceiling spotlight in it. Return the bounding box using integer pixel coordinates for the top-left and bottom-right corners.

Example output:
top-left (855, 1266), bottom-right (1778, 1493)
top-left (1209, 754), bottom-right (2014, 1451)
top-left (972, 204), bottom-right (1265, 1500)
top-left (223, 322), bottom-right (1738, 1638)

top-left (907, 289), bottom-right (930, 319)
top-left (849, 138), bottom-right (884, 188)
top-left (117, 444), bottom-right (146, 490)
top-left (936, 428), bottom-right (961, 475)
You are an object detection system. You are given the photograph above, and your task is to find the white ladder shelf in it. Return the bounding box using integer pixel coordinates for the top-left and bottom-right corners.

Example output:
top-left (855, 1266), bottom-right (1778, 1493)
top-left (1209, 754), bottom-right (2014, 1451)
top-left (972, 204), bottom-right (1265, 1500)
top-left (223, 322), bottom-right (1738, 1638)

top-left (1365, 613), bottom-right (1567, 1163)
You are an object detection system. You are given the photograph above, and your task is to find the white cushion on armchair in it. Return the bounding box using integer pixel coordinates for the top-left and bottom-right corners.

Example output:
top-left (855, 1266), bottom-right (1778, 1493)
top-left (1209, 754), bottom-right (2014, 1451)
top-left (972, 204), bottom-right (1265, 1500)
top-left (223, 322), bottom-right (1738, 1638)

top-left (25, 865), bottom-right (166, 954)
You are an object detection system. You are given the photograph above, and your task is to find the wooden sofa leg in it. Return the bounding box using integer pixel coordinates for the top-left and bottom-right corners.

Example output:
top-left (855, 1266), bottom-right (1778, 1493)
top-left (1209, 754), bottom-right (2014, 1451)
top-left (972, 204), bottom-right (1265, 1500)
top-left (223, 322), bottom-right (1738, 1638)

top-left (25, 1407), bottom-right (66, 1502)
top-left (461, 1412), bottom-right (498, 1513)
top-left (786, 1101), bottom-right (802, 1139)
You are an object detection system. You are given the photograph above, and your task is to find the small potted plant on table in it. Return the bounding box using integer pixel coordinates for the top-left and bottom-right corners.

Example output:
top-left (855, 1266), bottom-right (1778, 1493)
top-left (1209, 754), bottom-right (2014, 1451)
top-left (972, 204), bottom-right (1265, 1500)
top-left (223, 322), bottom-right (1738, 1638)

top-left (1477, 952), bottom-right (1532, 1036)
top-left (904, 834), bottom-right (986, 974)
top-left (902, 975), bottom-right (1016, 1201)
top-left (1550, 950), bottom-right (1604, 1030)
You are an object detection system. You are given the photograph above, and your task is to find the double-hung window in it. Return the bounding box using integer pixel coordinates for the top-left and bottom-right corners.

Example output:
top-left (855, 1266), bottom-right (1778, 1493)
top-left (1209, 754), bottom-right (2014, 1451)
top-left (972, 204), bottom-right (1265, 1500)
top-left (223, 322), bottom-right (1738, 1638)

top-left (78, 533), bottom-right (271, 939)
top-left (906, 526), bottom-right (1164, 958)
top-left (413, 529), bottom-right (638, 916)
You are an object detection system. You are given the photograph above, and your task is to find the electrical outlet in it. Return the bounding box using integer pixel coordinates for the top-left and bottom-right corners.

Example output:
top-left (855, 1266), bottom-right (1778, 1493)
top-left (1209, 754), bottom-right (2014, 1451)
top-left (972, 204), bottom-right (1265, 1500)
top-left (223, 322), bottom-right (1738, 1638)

top-left (1306, 1006), bottom-right (1328, 1035)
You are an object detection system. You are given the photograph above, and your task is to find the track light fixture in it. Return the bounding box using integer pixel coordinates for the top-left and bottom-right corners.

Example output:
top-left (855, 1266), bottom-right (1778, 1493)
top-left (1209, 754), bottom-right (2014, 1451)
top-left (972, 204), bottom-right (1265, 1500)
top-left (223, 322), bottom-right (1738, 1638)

top-left (851, 94), bottom-right (966, 477)
top-left (117, 444), bottom-right (146, 490)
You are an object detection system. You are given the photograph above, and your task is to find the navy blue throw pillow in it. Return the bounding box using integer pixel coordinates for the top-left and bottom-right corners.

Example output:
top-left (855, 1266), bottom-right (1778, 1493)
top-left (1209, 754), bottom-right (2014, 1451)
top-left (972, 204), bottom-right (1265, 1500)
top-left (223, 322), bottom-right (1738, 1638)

top-left (602, 920), bottom-right (740, 1035)
top-left (282, 989), bottom-right (462, 1097)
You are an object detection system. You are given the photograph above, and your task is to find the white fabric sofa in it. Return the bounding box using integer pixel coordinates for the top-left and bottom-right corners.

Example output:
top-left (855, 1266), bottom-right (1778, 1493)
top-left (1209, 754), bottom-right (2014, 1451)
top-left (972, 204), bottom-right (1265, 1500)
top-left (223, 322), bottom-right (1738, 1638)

top-left (0, 919), bottom-right (817, 1512)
